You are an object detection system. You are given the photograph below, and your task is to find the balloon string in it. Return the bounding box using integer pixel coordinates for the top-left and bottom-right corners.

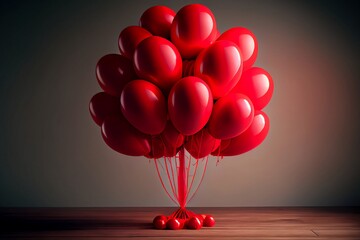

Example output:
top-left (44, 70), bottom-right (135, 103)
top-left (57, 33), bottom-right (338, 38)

top-left (157, 134), bottom-right (178, 200)
top-left (169, 156), bottom-right (180, 204)
top-left (154, 159), bottom-right (178, 205)
top-left (186, 150), bottom-right (192, 195)
top-left (151, 135), bottom-right (156, 159)
top-left (216, 140), bottom-right (222, 166)
top-left (174, 155), bottom-right (179, 201)
top-left (197, 129), bottom-right (204, 159)
top-left (216, 140), bottom-right (226, 166)
top-left (186, 155), bottom-right (199, 202)
top-left (178, 147), bottom-right (187, 208)
top-left (165, 156), bottom-right (179, 204)
top-left (173, 156), bottom-right (180, 203)
top-left (169, 156), bottom-right (177, 196)
top-left (187, 156), bottom-right (209, 205)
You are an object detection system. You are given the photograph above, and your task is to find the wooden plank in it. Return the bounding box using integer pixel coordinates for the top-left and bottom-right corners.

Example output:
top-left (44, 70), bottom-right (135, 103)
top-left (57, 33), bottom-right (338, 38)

top-left (0, 229), bottom-right (316, 238)
top-left (0, 237), bottom-right (354, 240)
top-left (314, 229), bottom-right (360, 237)
top-left (2, 237), bottom-right (360, 240)
top-left (1, 207), bottom-right (359, 239)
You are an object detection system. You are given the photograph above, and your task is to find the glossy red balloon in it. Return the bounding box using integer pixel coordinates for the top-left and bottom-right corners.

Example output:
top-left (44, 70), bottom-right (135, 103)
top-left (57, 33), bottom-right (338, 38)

top-left (185, 128), bottom-right (220, 159)
top-left (212, 140), bottom-right (221, 153)
top-left (118, 26), bottom-right (152, 59)
top-left (196, 214), bottom-right (205, 225)
top-left (211, 139), bottom-right (231, 156)
top-left (101, 115), bottom-right (150, 156)
top-left (163, 146), bottom-right (179, 158)
top-left (203, 215), bottom-right (215, 227)
top-left (218, 27), bottom-right (258, 70)
top-left (140, 6), bottom-right (175, 39)
top-left (153, 215), bottom-right (167, 229)
top-left (168, 76), bottom-right (213, 136)
top-left (146, 135), bottom-right (165, 159)
top-left (89, 92), bottom-right (120, 126)
top-left (186, 216), bottom-right (202, 230)
top-left (160, 121), bottom-right (184, 157)
top-left (162, 121), bottom-right (184, 148)
top-left (194, 40), bottom-right (242, 99)
top-left (96, 54), bottom-right (136, 96)
top-left (231, 67), bottom-right (274, 110)
top-left (208, 93), bottom-right (254, 140)
top-left (121, 80), bottom-right (167, 135)
top-left (167, 218), bottom-right (182, 230)
top-left (146, 136), bottom-right (182, 159)
top-left (178, 218), bottom-right (186, 229)
top-left (134, 36), bottom-right (182, 92)
top-left (220, 111), bottom-right (270, 156)
top-left (170, 4), bottom-right (217, 59)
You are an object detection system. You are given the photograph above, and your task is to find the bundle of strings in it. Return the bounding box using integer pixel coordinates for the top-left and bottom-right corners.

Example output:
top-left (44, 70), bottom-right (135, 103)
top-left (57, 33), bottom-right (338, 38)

top-left (154, 147), bottom-right (208, 219)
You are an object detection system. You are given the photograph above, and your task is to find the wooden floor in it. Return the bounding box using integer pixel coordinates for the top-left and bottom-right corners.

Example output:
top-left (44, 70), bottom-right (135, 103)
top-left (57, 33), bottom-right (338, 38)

top-left (1, 207), bottom-right (360, 239)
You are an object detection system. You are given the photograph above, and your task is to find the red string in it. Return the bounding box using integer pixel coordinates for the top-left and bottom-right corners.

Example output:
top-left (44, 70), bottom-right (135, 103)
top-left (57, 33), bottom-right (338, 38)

top-left (187, 156), bottom-right (209, 205)
top-left (186, 155), bottom-right (199, 200)
top-left (177, 148), bottom-right (187, 208)
top-left (175, 154), bottom-right (180, 198)
top-left (186, 150), bottom-right (191, 196)
top-left (169, 156), bottom-right (178, 196)
top-left (153, 138), bottom-right (211, 209)
top-left (183, 129), bottom-right (204, 204)
top-left (154, 159), bottom-right (178, 205)
top-left (164, 157), bottom-right (179, 204)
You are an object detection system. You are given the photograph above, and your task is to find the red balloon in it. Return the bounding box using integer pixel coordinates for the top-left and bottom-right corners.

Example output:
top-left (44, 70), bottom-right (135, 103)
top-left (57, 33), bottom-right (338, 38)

top-left (167, 218), bottom-right (182, 230)
top-left (186, 216), bottom-right (202, 230)
top-left (196, 214), bottom-right (205, 225)
top-left (220, 111), bottom-right (270, 156)
top-left (118, 26), bottom-right (152, 59)
top-left (168, 76), bottom-right (213, 136)
top-left (185, 128), bottom-right (220, 159)
top-left (96, 54), bottom-right (136, 96)
top-left (101, 115), bottom-right (150, 156)
top-left (170, 4), bottom-right (217, 59)
top-left (153, 215), bottom-right (167, 229)
top-left (208, 93), bottom-right (254, 140)
top-left (121, 80), bottom-right (167, 135)
top-left (203, 215), bottom-right (215, 227)
top-left (194, 40), bottom-right (242, 99)
top-left (162, 121), bottom-right (184, 149)
top-left (89, 92), bottom-right (120, 126)
top-left (163, 146), bottom-right (179, 158)
top-left (146, 135), bottom-right (166, 159)
top-left (217, 27), bottom-right (258, 70)
top-left (212, 139), bottom-right (221, 153)
top-left (140, 6), bottom-right (175, 39)
top-left (161, 121), bottom-right (184, 157)
top-left (134, 36), bottom-right (182, 92)
top-left (149, 143), bottom-right (178, 158)
top-left (211, 139), bottom-right (231, 156)
top-left (231, 67), bottom-right (274, 110)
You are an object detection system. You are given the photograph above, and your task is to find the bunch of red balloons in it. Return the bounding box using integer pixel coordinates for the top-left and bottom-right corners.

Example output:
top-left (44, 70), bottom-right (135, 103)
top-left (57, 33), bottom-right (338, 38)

top-left (153, 214), bottom-right (215, 230)
top-left (90, 3), bottom-right (273, 159)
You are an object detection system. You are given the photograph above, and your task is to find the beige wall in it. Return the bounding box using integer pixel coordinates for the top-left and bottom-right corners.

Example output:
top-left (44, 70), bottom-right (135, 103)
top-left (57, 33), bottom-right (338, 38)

top-left (1, 0), bottom-right (359, 206)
